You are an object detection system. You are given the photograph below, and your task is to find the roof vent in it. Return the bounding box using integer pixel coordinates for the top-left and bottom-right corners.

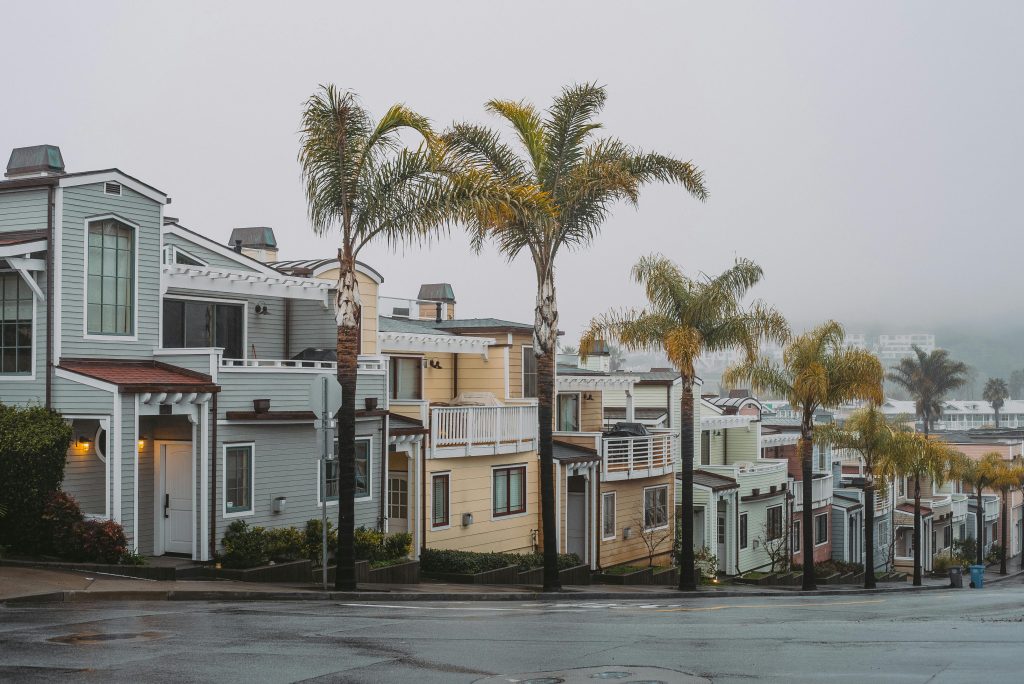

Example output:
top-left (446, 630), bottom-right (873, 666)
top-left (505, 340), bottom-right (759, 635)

top-left (5, 145), bottom-right (65, 178)
top-left (104, 182), bottom-right (122, 196)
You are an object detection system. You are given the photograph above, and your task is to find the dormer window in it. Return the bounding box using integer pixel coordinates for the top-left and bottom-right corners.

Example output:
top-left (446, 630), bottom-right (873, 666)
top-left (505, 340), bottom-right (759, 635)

top-left (86, 218), bottom-right (135, 336)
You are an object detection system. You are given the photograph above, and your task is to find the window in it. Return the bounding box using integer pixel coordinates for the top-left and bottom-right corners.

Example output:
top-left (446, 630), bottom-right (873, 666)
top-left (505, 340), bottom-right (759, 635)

top-left (87, 218), bottom-right (134, 335)
top-left (602, 492), bottom-right (616, 540)
top-left (493, 465), bottom-right (526, 516)
top-left (814, 512), bottom-right (829, 545)
top-left (643, 485), bottom-right (669, 530)
top-left (0, 273), bottom-right (33, 375)
top-left (224, 444), bottom-right (254, 515)
top-left (792, 521), bottom-right (801, 552)
top-left (390, 357), bottom-right (422, 400)
top-left (959, 523), bottom-right (966, 540)
top-left (700, 431), bottom-right (710, 465)
top-left (388, 475), bottom-right (409, 520)
top-left (162, 245), bottom-right (207, 267)
top-left (717, 515), bottom-right (726, 545)
top-left (739, 513), bottom-right (748, 549)
top-left (431, 473), bottom-right (450, 528)
top-left (522, 346), bottom-right (537, 398)
top-left (162, 299), bottom-right (244, 359)
top-left (557, 393), bottom-right (580, 432)
top-left (330, 438), bottom-right (371, 500)
top-left (766, 505), bottom-right (783, 540)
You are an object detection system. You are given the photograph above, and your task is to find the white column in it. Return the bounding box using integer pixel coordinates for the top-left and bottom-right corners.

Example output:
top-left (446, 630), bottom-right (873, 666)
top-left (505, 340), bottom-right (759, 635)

top-left (199, 401), bottom-right (210, 561)
top-left (112, 398), bottom-right (122, 524)
top-left (625, 390), bottom-right (635, 422)
top-left (413, 441), bottom-right (422, 560)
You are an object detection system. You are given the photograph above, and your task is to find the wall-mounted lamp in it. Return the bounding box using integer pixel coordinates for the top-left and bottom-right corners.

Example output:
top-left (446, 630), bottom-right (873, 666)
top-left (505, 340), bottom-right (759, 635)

top-left (429, 359), bottom-right (443, 369)
top-left (77, 435), bottom-right (92, 449)
top-left (584, 393), bottom-right (594, 401)
top-left (254, 302), bottom-right (270, 316)
top-left (138, 435), bottom-right (149, 450)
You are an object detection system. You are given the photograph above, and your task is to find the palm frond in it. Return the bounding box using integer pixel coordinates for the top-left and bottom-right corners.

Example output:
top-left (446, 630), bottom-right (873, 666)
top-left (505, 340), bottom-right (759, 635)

top-left (486, 99), bottom-right (547, 175)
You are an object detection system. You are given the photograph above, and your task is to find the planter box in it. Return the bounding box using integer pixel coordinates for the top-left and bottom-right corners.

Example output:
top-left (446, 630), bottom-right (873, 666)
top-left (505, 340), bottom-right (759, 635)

top-left (422, 565), bottom-right (520, 585)
top-left (214, 559), bottom-right (312, 583)
top-left (595, 567), bottom-right (653, 585)
top-left (367, 560), bottom-right (419, 584)
top-left (516, 564), bottom-right (592, 586)
top-left (652, 567), bottom-right (678, 585)
top-left (816, 572), bottom-right (842, 585)
top-left (0, 558), bottom-right (177, 580)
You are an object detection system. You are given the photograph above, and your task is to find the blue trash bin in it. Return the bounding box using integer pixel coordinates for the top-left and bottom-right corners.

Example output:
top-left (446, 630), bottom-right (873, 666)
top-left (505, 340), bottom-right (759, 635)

top-left (969, 564), bottom-right (985, 589)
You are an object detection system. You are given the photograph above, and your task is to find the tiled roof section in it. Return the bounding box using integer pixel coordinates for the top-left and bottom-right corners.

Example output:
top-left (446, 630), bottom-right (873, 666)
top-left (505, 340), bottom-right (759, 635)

top-left (431, 318), bottom-right (532, 332)
top-left (557, 364), bottom-right (607, 376)
top-left (604, 407), bottom-right (669, 421)
top-left (686, 470), bottom-right (740, 491)
top-left (379, 316), bottom-right (454, 335)
top-left (896, 503), bottom-right (932, 515)
top-left (59, 359), bottom-right (219, 393)
top-left (0, 229), bottom-right (47, 246)
top-left (553, 440), bottom-right (601, 464)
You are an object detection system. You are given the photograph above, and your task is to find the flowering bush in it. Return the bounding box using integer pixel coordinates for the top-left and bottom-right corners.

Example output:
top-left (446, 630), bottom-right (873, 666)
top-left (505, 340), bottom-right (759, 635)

top-left (72, 519), bottom-right (129, 564)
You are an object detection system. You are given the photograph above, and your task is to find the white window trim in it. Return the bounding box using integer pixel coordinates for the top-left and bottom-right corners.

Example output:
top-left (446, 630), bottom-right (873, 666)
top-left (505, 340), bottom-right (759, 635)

top-left (642, 484), bottom-right (670, 531)
top-left (320, 436), bottom-right (373, 505)
top-left (0, 271), bottom-right (37, 380)
top-left (82, 213), bottom-right (140, 341)
top-left (161, 294), bottom-right (248, 359)
top-left (601, 491), bottom-right (617, 541)
top-left (162, 244), bottom-right (208, 268)
top-left (739, 512), bottom-right (749, 549)
top-left (792, 519), bottom-right (801, 553)
top-left (522, 344), bottom-right (537, 398)
top-left (557, 392), bottom-right (582, 433)
top-left (766, 504), bottom-right (784, 541)
top-left (390, 355), bottom-right (425, 401)
top-left (814, 511), bottom-right (829, 547)
top-left (491, 462), bottom-right (529, 521)
top-left (430, 470), bottom-right (451, 530)
top-left (103, 181), bottom-right (122, 196)
top-left (222, 442), bottom-right (255, 518)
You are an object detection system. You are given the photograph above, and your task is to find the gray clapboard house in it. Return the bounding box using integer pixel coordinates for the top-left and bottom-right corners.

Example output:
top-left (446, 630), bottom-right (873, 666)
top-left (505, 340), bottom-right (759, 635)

top-left (0, 145), bottom-right (388, 561)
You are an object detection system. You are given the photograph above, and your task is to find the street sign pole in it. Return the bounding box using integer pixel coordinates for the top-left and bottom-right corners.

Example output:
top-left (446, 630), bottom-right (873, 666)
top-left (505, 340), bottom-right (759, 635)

top-left (309, 374), bottom-right (342, 591)
top-left (320, 377), bottom-right (329, 590)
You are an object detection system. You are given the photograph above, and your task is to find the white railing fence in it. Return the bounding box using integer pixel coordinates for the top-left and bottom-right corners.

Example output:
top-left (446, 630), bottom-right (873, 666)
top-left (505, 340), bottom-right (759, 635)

top-left (430, 405), bottom-right (538, 455)
top-left (602, 432), bottom-right (674, 478)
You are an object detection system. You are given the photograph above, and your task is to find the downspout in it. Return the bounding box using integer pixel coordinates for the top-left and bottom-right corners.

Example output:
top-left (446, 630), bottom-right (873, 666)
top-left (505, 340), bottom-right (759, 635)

top-left (284, 299), bottom-right (292, 358)
top-left (452, 353), bottom-right (458, 398)
top-left (595, 466), bottom-right (602, 570)
top-left (209, 394), bottom-right (218, 561)
top-left (420, 442), bottom-right (427, 556)
top-left (734, 491), bottom-right (740, 576)
top-left (379, 415), bottom-right (388, 531)
top-left (45, 185), bottom-right (54, 409)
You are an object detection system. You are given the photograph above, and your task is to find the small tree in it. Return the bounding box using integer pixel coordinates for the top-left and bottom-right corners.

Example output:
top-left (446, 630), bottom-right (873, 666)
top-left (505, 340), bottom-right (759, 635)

top-left (758, 519), bottom-right (789, 574)
top-left (636, 508), bottom-right (672, 568)
top-left (982, 378), bottom-right (1010, 428)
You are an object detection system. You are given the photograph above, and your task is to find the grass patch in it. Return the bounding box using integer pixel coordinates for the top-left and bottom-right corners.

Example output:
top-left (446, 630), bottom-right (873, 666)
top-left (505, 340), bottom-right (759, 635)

top-left (602, 565), bottom-right (646, 576)
top-left (741, 571), bottom-right (768, 580)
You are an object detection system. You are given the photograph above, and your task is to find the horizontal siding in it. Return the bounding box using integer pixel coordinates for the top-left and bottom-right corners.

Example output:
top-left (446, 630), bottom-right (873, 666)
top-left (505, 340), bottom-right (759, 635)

top-left (217, 369), bottom-right (385, 414)
top-left (0, 188), bottom-right (48, 232)
top-left (64, 440), bottom-right (107, 516)
top-left (60, 184), bottom-right (162, 359)
top-left (289, 299), bottom-right (338, 353)
top-left (600, 474), bottom-right (675, 568)
top-left (455, 352), bottom-right (505, 397)
top-left (737, 498), bottom-right (785, 573)
top-left (121, 394), bottom-right (136, 545)
top-left (163, 231), bottom-right (260, 272)
top-left (724, 424), bottom-right (759, 463)
top-left (425, 453), bottom-right (538, 554)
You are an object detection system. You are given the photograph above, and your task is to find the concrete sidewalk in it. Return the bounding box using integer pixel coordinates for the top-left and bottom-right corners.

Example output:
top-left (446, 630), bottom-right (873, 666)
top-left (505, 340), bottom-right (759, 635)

top-left (0, 565), bottom-right (954, 604)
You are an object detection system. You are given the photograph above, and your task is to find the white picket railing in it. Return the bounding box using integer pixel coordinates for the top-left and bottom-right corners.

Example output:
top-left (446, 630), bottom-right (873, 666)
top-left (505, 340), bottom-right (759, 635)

top-left (601, 431), bottom-right (674, 481)
top-left (219, 356), bottom-right (386, 373)
top-left (951, 493), bottom-right (969, 521)
top-left (983, 495), bottom-right (1000, 521)
top-left (792, 473), bottom-right (834, 511)
top-left (430, 405), bottom-right (538, 457)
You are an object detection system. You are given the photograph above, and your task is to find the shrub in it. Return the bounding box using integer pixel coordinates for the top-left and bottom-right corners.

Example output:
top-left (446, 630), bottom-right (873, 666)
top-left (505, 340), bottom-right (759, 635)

top-left (420, 548), bottom-right (580, 575)
top-left (72, 519), bottom-right (129, 564)
top-left (0, 404), bottom-right (73, 554)
top-left (220, 520), bottom-right (268, 569)
top-left (951, 538), bottom-right (976, 567)
top-left (986, 544), bottom-right (1005, 565)
top-left (694, 546), bottom-right (718, 579)
top-left (304, 519), bottom-right (338, 566)
top-left (354, 527), bottom-right (412, 564)
top-left (265, 527), bottom-right (305, 562)
top-left (933, 552), bottom-right (953, 573)
top-left (41, 491), bottom-right (85, 557)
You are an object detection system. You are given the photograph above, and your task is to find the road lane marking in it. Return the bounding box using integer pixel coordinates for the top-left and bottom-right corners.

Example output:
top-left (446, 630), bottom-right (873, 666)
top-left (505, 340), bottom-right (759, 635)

top-left (654, 598), bottom-right (887, 613)
top-left (336, 603), bottom-right (584, 612)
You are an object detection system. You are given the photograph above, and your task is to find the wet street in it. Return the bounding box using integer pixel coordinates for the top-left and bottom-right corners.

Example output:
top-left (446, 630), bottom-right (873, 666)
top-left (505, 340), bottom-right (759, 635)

top-left (2, 577), bottom-right (1023, 683)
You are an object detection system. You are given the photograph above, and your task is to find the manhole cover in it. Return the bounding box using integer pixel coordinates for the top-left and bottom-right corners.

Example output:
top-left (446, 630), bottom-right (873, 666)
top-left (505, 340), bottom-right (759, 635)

top-left (49, 631), bottom-right (167, 645)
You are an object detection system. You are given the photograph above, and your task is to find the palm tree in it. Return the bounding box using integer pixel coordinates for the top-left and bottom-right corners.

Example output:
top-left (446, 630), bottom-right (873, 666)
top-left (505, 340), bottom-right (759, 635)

top-left (889, 428), bottom-right (960, 585)
top-left (725, 322), bottom-right (883, 590)
top-left (299, 85), bottom-right (516, 589)
top-left (444, 83), bottom-right (708, 590)
top-left (954, 452), bottom-right (1010, 567)
top-left (580, 255), bottom-right (788, 590)
top-left (816, 405), bottom-right (901, 588)
top-left (887, 347), bottom-right (968, 435)
top-left (982, 378), bottom-right (1009, 428)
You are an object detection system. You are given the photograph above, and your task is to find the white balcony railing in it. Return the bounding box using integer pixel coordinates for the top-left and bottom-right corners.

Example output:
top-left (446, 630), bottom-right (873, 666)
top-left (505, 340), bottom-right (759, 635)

top-left (601, 431), bottom-right (675, 481)
top-left (983, 495), bottom-right (1000, 521)
top-left (218, 356), bottom-right (387, 373)
top-left (873, 487), bottom-right (891, 515)
top-left (951, 493), bottom-right (968, 521)
top-left (430, 404), bottom-right (538, 458)
top-left (928, 494), bottom-right (952, 518)
top-left (792, 473), bottom-right (834, 512)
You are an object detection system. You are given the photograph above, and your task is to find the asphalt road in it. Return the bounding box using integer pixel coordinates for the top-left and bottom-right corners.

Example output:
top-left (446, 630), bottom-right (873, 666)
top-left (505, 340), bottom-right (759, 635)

top-left (2, 579), bottom-right (1023, 683)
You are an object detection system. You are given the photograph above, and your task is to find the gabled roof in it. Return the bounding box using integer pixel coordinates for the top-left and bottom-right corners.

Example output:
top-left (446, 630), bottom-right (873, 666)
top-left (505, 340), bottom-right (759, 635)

top-left (59, 359), bottom-right (219, 394)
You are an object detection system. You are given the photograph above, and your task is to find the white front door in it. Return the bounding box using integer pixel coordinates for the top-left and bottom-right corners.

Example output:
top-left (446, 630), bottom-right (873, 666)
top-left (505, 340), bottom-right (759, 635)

top-left (162, 443), bottom-right (193, 555)
top-left (567, 492), bottom-right (586, 559)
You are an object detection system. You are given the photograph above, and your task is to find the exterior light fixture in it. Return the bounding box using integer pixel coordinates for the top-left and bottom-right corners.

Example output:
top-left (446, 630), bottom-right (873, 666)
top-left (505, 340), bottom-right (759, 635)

top-left (77, 435), bottom-right (92, 449)
top-left (254, 302), bottom-right (270, 315)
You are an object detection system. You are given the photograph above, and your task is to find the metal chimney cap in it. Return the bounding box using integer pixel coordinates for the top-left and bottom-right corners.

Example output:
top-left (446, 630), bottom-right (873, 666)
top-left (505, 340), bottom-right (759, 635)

top-left (6, 145), bottom-right (65, 178)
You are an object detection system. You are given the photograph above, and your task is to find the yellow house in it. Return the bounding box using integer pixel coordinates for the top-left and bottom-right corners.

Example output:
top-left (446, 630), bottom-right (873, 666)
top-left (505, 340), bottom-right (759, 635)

top-left (554, 364), bottom-right (678, 570)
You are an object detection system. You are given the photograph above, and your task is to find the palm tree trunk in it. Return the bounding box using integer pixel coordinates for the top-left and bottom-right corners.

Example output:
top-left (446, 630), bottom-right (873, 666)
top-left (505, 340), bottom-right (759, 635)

top-left (864, 483), bottom-right (876, 589)
top-left (800, 424), bottom-right (816, 591)
top-left (1000, 492), bottom-right (1008, 574)
top-left (976, 488), bottom-right (984, 566)
top-left (534, 269), bottom-right (560, 592)
top-left (678, 378), bottom-right (697, 591)
top-left (912, 474), bottom-right (922, 586)
top-left (994, 408), bottom-right (1000, 429)
top-left (334, 246), bottom-right (361, 591)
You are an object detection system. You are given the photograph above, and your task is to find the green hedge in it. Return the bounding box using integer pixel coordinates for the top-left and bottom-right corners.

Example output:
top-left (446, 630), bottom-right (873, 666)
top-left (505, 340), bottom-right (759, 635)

top-left (421, 549), bottom-right (582, 575)
top-left (0, 405), bottom-right (73, 554)
top-left (219, 521), bottom-right (411, 570)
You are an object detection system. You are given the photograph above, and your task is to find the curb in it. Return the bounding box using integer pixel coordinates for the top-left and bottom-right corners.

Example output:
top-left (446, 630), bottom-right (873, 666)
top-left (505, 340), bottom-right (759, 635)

top-left (2, 583), bottom-right (951, 605)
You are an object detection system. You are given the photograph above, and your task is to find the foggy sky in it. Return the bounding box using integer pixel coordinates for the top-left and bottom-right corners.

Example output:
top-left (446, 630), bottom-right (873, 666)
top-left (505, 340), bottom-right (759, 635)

top-left (4, 1), bottom-right (1022, 343)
